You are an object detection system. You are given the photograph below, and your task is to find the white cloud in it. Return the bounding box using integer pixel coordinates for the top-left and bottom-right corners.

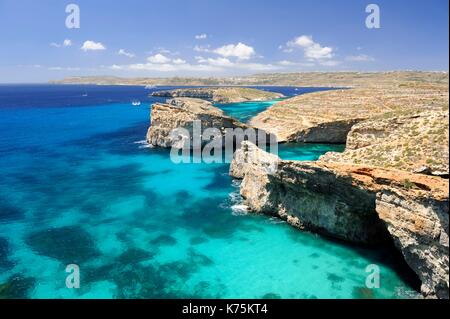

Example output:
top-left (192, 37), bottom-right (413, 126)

top-left (110, 62), bottom-right (221, 73)
top-left (285, 35), bottom-right (334, 60)
top-left (195, 33), bottom-right (208, 40)
top-left (205, 57), bottom-right (234, 67)
top-left (147, 53), bottom-right (171, 64)
top-left (48, 66), bottom-right (81, 71)
top-left (81, 40), bottom-right (106, 52)
top-left (213, 43), bottom-right (256, 60)
top-left (346, 54), bottom-right (375, 62)
top-left (172, 58), bottom-right (187, 64)
top-left (118, 49), bottom-right (136, 58)
top-left (50, 39), bottom-right (72, 48)
top-left (193, 45), bottom-right (211, 53)
top-left (194, 56), bottom-right (207, 63)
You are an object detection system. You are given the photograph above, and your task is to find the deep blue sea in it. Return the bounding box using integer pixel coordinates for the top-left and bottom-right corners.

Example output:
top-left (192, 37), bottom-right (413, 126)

top-left (0, 85), bottom-right (418, 299)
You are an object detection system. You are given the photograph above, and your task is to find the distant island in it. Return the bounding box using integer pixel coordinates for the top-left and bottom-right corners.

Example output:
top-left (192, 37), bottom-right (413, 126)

top-left (51, 71), bottom-right (448, 88)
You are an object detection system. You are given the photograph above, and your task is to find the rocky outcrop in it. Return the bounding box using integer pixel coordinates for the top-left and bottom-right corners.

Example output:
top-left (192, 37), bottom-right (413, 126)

top-left (231, 142), bottom-right (449, 298)
top-left (249, 83), bottom-right (448, 143)
top-left (147, 98), bottom-right (274, 149)
top-left (151, 87), bottom-right (284, 104)
top-left (320, 111), bottom-right (449, 177)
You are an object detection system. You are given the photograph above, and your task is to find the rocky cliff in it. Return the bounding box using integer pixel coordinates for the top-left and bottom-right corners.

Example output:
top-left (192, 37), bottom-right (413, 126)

top-left (249, 81), bottom-right (448, 143)
top-left (230, 141), bottom-right (449, 298)
top-left (320, 111), bottom-right (449, 177)
top-left (147, 98), bottom-right (274, 149)
top-left (151, 87), bottom-right (284, 104)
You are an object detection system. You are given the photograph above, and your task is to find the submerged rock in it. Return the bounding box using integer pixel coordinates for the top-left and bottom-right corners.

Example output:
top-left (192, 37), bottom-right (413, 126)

top-left (151, 87), bottom-right (284, 104)
top-left (25, 226), bottom-right (99, 264)
top-left (0, 275), bottom-right (36, 299)
top-left (231, 141), bottom-right (449, 299)
top-left (0, 237), bottom-right (13, 269)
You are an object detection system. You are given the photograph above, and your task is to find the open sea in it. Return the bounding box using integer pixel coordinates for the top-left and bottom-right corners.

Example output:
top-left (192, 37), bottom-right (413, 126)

top-left (0, 85), bottom-right (418, 299)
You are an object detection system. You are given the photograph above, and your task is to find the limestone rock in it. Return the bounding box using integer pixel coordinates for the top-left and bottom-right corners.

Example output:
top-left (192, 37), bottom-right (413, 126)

top-left (147, 98), bottom-right (274, 149)
top-left (321, 111), bottom-right (449, 177)
top-left (231, 142), bottom-right (449, 298)
top-left (249, 83), bottom-right (448, 143)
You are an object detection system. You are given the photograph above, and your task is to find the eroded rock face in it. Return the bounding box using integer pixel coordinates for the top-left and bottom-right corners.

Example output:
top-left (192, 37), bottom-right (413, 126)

top-left (151, 87), bottom-right (284, 104)
top-left (376, 190), bottom-right (449, 299)
top-left (321, 111), bottom-right (449, 177)
top-left (147, 98), bottom-right (274, 149)
top-left (231, 142), bottom-right (449, 298)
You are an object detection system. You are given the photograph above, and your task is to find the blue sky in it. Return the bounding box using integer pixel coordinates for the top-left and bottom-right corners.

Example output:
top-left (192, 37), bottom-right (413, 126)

top-left (0, 0), bottom-right (448, 83)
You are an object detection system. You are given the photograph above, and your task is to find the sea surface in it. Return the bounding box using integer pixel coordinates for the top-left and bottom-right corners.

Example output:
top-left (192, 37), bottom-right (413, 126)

top-left (0, 85), bottom-right (418, 299)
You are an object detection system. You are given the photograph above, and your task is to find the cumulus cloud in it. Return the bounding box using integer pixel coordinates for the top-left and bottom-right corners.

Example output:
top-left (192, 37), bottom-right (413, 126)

top-left (81, 40), bottom-right (106, 51)
top-left (147, 53), bottom-right (171, 64)
top-left (346, 54), bottom-right (375, 62)
top-left (118, 49), bottom-right (135, 58)
top-left (108, 53), bottom-right (281, 74)
top-left (195, 33), bottom-right (208, 40)
top-left (285, 35), bottom-right (334, 60)
top-left (213, 42), bottom-right (256, 60)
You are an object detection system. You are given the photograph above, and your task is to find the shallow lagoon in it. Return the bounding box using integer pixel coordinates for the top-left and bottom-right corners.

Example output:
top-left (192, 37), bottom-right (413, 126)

top-left (0, 85), bottom-right (418, 298)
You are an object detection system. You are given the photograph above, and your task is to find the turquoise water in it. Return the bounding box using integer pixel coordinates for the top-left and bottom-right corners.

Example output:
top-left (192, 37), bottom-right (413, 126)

top-left (215, 87), bottom-right (336, 123)
top-left (216, 100), bottom-right (281, 123)
top-left (278, 143), bottom-right (346, 161)
top-left (0, 85), bottom-right (418, 299)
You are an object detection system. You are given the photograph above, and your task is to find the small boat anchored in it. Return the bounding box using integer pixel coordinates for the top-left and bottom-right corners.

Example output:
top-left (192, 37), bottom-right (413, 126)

top-left (132, 100), bottom-right (141, 106)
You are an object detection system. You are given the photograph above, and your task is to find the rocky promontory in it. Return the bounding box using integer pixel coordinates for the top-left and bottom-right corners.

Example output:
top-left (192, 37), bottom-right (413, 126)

top-left (231, 141), bottom-right (449, 299)
top-left (146, 98), bottom-right (274, 149)
top-left (151, 87), bottom-right (284, 104)
top-left (249, 82), bottom-right (448, 143)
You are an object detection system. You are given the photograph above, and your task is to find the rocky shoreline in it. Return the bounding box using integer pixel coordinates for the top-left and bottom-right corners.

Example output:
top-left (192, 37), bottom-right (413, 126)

top-left (146, 97), bottom-right (275, 149)
top-left (230, 141), bottom-right (449, 299)
top-left (145, 77), bottom-right (449, 299)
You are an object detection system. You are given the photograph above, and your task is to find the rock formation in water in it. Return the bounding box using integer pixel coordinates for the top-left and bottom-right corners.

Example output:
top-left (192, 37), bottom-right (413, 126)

top-left (151, 87), bottom-right (284, 104)
top-left (146, 98), bottom-right (274, 149)
top-left (230, 141), bottom-right (449, 299)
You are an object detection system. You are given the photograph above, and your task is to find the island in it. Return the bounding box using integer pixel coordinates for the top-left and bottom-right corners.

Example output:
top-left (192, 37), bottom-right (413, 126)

top-left (150, 87), bottom-right (284, 104)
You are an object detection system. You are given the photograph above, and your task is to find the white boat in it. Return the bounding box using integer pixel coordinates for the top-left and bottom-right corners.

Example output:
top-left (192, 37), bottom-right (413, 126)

top-left (132, 101), bottom-right (141, 106)
top-left (144, 85), bottom-right (158, 89)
